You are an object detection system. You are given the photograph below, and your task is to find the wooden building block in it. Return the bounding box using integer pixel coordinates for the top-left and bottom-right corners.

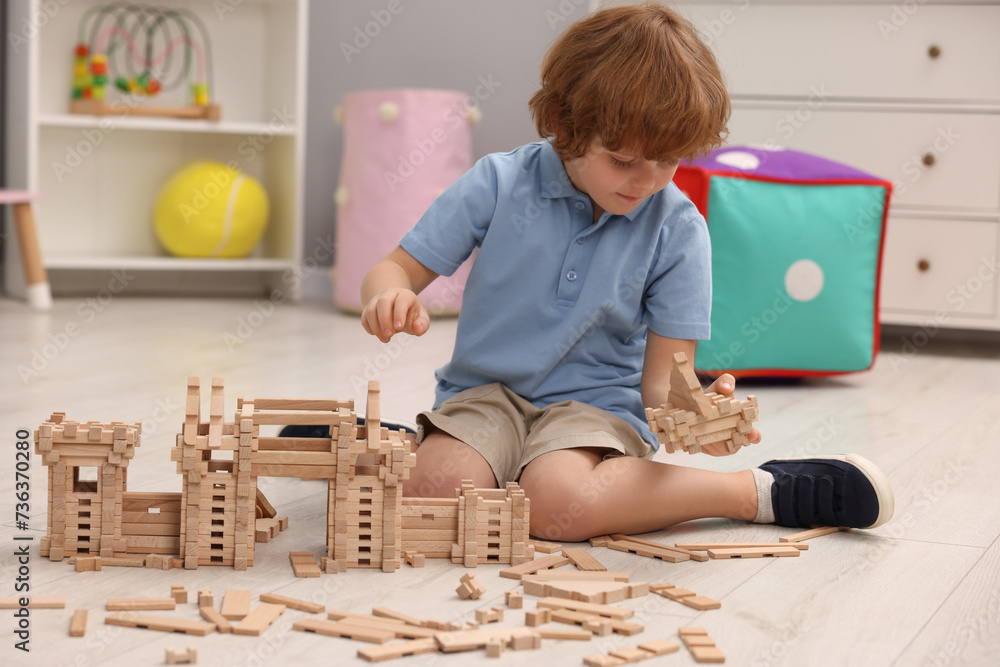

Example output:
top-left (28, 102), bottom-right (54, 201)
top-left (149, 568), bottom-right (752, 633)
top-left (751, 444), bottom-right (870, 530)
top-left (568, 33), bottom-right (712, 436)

top-left (690, 646), bottom-right (726, 663)
top-left (680, 627), bottom-right (725, 664)
top-left (171, 586), bottom-right (188, 604)
top-left (610, 646), bottom-right (653, 662)
top-left (562, 548), bottom-right (607, 571)
top-left (605, 540), bottom-right (689, 564)
top-left (289, 551), bottom-right (322, 578)
top-left (707, 546), bottom-right (800, 559)
top-left (583, 619), bottom-right (614, 636)
top-left (456, 572), bottom-right (486, 600)
top-left (475, 606), bottom-right (504, 624)
top-left (655, 586), bottom-right (694, 601)
top-left (356, 637), bottom-right (439, 663)
top-left (499, 555), bottom-right (571, 579)
top-left (638, 639), bottom-right (681, 655)
top-left (550, 609), bottom-right (644, 636)
top-left (259, 592), bottom-right (324, 614)
top-left (583, 654), bottom-right (627, 667)
top-left (683, 634), bottom-right (717, 647)
top-left (220, 590), bottom-right (252, 620)
top-left (779, 526), bottom-right (845, 542)
top-left (105, 612), bottom-right (215, 636)
top-left (524, 608), bottom-right (551, 626)
top-left (529, 539), bottom-right (564, 554)
top-left (197, 590), bottom-right (213, 609)
top-left (75, 556), bottom-right (102, 572)
top-left (679, 596), bottom-right (722, 611)
top-left (106, 598), bottom-right (177, 611)
top-left (435, 626), bottom-right (540, 653)
top-left (69, 609), bottom-right (88, 637)
top-left (198, 605), bottom-right (232, 633)
top-left (525, 571), bottom-right (630, 582)
top-left (165, 646), bottom-right (198, 664)
top-left (610, 534), bottom-right (709, 562)
top-left (293, 617), bottom-right (394, 644)
top-left (505, 590), bottom-right (523, 609)
top-left (536, 597), bottom-right (633, 620)
top-left (327, 612), bottom-right (438, 639)
top-left (0, 596), bottom-right (67, 609)
top-left (676, 542), bottom-right (808, 552)
top-left (679, 627), bottom-right (708, 637)
top-left (233, 602), bottom-right (285, 636)
top-left (538, 626), bottom-right (593, 640)
top-left (486, 637), bottom-right (505, 657)
top-left (372, 606), bottom-right (423, 627)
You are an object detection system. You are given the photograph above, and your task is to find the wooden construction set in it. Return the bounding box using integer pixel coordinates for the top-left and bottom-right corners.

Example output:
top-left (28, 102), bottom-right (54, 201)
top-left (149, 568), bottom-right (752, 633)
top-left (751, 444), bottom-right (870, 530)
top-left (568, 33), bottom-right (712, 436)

top-left (23, 358), bottom-right (846, 663)
top-left (645, 352), bottom-right (759, 454)
top-left (6, 524), bottom-right (847, 664)
top-left (34, 378), bottom-right (533, 574)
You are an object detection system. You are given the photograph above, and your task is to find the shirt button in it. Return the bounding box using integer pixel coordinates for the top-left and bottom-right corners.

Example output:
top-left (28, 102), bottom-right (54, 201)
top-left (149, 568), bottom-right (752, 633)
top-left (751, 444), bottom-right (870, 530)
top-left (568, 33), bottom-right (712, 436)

top-left (576, 237), bottom-right (586, 244)
top-left (566, 270), bottom-right (578, 281)
top-left (575, 201), bottom-right (586, 210)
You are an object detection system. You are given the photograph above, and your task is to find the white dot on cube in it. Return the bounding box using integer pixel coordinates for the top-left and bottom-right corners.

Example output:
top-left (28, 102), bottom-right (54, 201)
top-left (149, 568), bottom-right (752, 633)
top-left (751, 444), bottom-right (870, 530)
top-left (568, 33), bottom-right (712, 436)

top-left (378, 101), bottom-right (400, 123)
top-left (334, 186), bottom-right (350, 207)
top-left (785, 259), bottom-right (824, 302)
top-left (715, 150), bottom-right (760, 171)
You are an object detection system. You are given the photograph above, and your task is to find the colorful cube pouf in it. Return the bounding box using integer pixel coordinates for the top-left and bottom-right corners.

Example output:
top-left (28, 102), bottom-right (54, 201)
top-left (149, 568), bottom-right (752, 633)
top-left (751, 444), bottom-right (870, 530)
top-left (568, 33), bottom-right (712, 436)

top-left (673, 146), bottom-right (892, 376)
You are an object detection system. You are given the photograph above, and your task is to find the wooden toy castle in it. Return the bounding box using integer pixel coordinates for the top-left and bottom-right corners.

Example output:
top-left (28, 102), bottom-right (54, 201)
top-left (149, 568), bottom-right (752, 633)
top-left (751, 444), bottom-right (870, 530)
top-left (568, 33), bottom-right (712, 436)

top-left (34, 379), bottom-right (533, 573)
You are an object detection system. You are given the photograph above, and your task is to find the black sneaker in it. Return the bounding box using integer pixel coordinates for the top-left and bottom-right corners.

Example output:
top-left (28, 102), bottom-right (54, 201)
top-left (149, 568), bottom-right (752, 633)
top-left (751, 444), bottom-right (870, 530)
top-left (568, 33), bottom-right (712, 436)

top-left (277, 416), bottom-right (417, 439)
top-left (760, 454), bottom-right (894, 529)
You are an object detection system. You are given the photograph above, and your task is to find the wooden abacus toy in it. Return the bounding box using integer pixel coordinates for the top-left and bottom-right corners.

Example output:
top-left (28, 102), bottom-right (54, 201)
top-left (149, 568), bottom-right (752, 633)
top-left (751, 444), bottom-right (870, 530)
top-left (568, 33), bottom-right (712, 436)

top-left (69, 4), bottom-right (220, 121)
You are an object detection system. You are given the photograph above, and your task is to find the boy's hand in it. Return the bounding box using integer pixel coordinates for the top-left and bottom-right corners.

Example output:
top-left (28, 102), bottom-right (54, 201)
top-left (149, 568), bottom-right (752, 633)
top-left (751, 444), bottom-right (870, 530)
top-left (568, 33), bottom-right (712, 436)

top-left (361, 288), bottom-right (431, 343)
top-left (700, 373), bottom-right (762, 456)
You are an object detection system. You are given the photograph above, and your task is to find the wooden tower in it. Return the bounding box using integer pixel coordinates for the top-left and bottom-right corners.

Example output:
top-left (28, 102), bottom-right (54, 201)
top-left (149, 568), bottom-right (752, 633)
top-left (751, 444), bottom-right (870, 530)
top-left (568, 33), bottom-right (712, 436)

top-left (34, 413), bottom-right (141, 561)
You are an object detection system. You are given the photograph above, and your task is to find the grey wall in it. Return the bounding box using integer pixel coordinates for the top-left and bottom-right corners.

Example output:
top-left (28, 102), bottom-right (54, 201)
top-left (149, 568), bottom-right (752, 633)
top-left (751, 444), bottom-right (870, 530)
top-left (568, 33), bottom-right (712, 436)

top-left (301, 0), bottom-right (593, 302)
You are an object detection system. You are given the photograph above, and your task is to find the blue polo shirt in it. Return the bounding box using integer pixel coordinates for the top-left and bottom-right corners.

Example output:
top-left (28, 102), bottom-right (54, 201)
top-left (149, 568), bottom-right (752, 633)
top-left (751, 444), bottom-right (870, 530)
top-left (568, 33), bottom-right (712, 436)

top-left (400, 141), bottom-right (711, 447)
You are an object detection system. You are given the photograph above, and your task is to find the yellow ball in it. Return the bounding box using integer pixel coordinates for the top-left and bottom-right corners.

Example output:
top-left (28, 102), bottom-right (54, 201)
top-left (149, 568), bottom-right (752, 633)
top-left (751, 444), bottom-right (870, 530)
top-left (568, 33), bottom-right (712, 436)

top-left (154, 161), bottom-right (269, 258)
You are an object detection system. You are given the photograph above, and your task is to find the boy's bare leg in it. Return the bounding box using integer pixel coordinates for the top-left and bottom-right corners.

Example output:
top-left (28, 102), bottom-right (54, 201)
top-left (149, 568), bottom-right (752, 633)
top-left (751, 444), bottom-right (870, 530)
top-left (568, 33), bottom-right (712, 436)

top-left (403, 431), bottom-right (498, 497)
top-left (518, 448), bottom-right (758, 542)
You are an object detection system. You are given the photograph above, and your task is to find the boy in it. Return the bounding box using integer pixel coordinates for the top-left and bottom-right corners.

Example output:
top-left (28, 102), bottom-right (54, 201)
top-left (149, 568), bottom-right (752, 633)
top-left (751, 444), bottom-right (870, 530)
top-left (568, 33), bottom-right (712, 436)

top-left (360, 4), bottom-right (893, 541)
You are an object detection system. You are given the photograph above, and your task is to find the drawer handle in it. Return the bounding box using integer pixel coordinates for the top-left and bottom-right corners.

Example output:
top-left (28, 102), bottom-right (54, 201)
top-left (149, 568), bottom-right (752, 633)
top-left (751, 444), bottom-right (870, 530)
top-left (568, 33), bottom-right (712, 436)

top-left (917, 259), bottom-right (931, 272)
top-left (928, 45), bottom-right (941, 59)
top-left (922, 153), bottom-right (935, 167)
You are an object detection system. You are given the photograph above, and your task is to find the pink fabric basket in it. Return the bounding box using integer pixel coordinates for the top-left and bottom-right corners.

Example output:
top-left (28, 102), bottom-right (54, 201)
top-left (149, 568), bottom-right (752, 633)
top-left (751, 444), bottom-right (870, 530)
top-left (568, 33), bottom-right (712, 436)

top-left (333, 88), bottom-right (476, 314)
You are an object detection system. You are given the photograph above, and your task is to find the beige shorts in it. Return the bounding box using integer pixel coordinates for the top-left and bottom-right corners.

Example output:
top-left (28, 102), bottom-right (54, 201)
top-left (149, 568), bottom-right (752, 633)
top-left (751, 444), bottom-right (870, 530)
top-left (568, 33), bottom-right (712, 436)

top-left (416, 383), bottom-right (655, 485)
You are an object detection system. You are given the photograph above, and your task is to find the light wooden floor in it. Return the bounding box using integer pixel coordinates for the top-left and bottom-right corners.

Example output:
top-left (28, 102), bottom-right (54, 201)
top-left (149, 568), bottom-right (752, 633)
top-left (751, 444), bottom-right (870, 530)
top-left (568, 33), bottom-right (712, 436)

top-left (2, 297), bottom-right (998, 666)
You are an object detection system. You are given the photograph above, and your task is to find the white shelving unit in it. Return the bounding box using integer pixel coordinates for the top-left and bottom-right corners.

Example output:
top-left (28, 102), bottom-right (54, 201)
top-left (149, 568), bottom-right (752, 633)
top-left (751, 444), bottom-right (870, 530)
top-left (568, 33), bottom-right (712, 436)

top-left (4, 0), bottom-right (308, 298)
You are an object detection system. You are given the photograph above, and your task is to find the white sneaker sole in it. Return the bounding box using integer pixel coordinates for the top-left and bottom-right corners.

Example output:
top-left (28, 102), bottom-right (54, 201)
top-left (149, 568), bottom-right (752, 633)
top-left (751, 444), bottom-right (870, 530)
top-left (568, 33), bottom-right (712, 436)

top-left (773, 453), bottom-right (895, 529)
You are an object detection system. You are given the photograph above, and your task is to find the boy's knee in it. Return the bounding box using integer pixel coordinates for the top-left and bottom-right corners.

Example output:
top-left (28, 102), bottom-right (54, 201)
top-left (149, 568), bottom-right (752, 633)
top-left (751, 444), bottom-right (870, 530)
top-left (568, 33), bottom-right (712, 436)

top-left (520, 472), bottom-right (596, 542)
top-left (403, 467), bottom-right (468, 498)
top-left (403, 438), bottom-right (497, 497)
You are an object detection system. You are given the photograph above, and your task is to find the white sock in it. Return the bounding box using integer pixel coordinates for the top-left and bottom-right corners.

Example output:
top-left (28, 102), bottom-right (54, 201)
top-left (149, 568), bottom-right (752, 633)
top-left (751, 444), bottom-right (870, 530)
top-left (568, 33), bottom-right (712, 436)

top-left (751, 468), bottom-right (775, 524)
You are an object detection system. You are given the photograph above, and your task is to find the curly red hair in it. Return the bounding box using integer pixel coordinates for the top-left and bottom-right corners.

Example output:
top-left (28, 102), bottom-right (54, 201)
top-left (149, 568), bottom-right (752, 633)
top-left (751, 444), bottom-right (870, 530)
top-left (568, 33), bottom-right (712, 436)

top-left (529, 3), bottom-right (730, 162)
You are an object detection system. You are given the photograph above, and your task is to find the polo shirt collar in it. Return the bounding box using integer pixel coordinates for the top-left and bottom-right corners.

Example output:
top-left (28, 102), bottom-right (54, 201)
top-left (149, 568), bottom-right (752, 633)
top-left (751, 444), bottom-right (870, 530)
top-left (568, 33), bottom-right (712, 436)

top-left (538, 141), bottom-right (578, 200)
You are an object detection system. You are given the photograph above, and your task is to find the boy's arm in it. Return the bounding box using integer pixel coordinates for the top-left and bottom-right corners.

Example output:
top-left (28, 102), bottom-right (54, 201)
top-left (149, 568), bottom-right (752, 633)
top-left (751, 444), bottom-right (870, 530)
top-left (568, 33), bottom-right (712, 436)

top-left (361, 246), bottom-right (440, 343)
top-left (640, 332), bottom-right (696, 409)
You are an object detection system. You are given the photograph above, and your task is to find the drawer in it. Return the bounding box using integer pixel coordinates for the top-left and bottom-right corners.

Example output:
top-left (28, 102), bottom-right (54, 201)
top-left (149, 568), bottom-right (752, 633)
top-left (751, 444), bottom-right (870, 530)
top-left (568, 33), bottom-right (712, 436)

top-left (880, 217), bottom-right (998, 317)
top-left (728, 106), bottom-right (1000, 213)
top-left (677, 3), bottom-right (1000, 102)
